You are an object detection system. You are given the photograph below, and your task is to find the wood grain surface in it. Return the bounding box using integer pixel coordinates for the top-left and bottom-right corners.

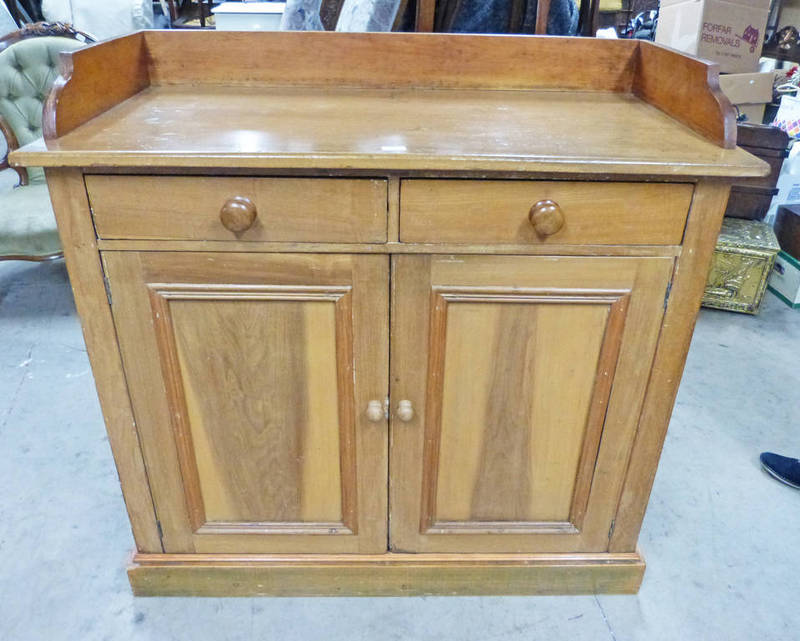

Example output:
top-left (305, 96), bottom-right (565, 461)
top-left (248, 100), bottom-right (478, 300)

top-left (634, 41), bottom-right (737, 150)
top-left (423, 295), bottom-right (620, 527)
top-left (39, 30), bottom-right (733, 151)
top-left (128, 550), bottom-right (646, 596)
top-left (400, 180), bottom-right (694, 244)
top-left (87, 175), bottom-right (388, 242)
top-left (389, 254), bottom-right (673, 554)
top-left (103, 252), bottom-right (389, 554)
top-left (149, 288), bottom-right (352, 531)
top-left (609, 180), bottom-right (733, 551)
top-left (21, 31), bottom-right (752, 595)
top-left (43, 32), bottom-right (149, 139)
top-left (16, 85), bottom-right (765, 177)
top-left (143, 31), bottom-right (637, 91)
top-left (94, 239), bottom-right (682, 257)
top-left (43, 169), bottom-right (162, 553)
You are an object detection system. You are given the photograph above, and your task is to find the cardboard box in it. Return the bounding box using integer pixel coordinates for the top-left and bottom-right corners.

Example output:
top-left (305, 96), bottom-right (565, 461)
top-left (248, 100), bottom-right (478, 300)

top-left (768, 251), bottom-right (800, 308)
top-left (211, 2), bottom-right (285, 31)
top-left (719, 71), bottom-right (774, 103)
top-left (719, 71), bottom-right (774, 124)
top-left (656, 0), bottom-right (771, 73)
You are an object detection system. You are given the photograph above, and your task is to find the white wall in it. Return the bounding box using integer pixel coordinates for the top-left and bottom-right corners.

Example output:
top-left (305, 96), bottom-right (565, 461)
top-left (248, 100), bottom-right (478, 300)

top-left (42, 0), bottom-right (154, 40)
top-left (0, 3), bottom-right (16, 37)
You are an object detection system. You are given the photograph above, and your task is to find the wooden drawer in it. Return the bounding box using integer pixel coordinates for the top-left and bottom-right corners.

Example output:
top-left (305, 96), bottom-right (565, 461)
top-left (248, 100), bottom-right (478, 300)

top-left (86, 175), bottom-right (388, 242)
top-left (400, 180), bottom-right (693, 245)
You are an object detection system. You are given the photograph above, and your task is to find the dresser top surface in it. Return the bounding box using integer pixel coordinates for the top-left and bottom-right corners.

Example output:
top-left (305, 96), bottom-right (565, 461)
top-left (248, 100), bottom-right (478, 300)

top-left (14, 84), bottom-right (765, 178)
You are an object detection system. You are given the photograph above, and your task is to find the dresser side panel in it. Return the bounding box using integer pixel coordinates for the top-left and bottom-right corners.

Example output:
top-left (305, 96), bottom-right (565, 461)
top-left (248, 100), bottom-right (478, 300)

top-left (609, 179), bottom-right (732, 551)
top-left (44, 168), bottom-right (162, 552)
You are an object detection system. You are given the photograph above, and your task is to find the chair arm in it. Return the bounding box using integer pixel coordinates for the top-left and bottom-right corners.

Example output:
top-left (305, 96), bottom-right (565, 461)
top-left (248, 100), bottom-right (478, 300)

top-left (0, 114), bottom-right (28, 187)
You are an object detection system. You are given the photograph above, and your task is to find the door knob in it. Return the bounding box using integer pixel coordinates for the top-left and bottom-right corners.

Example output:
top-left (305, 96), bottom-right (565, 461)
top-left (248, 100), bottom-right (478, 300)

top-left (396, 400), bottom-right (414, 422)
top-left (366, 400), bottom-right (385, 422)
top-left (220, 196), bottom-right (258, 233)
top-left (529, 199), bottom-right (565, 237)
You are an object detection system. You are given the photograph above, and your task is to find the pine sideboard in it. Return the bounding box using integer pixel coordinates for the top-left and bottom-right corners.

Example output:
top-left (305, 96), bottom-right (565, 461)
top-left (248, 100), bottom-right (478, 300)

top-left (11, 31), bottom-right (767, 596)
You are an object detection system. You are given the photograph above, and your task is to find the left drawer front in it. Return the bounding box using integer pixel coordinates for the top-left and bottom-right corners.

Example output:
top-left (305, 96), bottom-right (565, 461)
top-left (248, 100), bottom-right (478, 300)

top-left (87, 175), bottom-right (388, 242)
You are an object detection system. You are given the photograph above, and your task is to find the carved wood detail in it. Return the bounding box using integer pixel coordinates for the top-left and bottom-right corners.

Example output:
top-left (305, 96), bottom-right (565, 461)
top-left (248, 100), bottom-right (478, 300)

top-left (0, 21), bottom-right (95, 54)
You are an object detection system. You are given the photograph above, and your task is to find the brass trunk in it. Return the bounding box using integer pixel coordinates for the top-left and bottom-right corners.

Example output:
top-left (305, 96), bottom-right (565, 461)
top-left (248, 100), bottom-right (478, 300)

top-left (703, 218), bottom-right (780, 314)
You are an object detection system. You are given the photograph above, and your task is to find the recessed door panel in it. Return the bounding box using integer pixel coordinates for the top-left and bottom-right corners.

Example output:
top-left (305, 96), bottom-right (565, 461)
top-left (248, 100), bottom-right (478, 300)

top-left (390, 254), bottom-right (673, 553)
top-left (431, 300), bottom-right (614, 527)
top-left (171, 298), bottom-right (343, 525)
top-left (104, 252), bottom-right (388, 554)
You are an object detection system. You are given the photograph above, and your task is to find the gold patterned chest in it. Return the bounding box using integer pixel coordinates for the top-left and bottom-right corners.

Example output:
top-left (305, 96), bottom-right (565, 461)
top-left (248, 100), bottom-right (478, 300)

top-left (703, 218), bottom-right (780, 314)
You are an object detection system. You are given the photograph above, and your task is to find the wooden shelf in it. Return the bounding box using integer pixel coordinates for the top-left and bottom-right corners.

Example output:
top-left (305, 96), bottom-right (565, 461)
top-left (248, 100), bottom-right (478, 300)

top-left (10, 31), bottom-right (766, 178)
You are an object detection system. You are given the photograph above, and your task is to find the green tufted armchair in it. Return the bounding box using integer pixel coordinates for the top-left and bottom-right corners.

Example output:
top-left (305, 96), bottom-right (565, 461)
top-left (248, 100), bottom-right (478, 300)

top-left (0, 22), bottom-right (93, 261)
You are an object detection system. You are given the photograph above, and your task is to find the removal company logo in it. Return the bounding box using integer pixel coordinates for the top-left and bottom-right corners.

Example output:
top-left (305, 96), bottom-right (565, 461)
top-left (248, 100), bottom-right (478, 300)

top-left (701, 22), bottom-right (760, 53)
top-left (738, 24), bottom-right (760, 53)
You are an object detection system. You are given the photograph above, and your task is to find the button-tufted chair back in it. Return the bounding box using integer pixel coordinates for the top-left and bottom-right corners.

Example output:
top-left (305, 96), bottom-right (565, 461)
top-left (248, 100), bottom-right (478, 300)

top-left (0, 36), bottom-right (84, 183)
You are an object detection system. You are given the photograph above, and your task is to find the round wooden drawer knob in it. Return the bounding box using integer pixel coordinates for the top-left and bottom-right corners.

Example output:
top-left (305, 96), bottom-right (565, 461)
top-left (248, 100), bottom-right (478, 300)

top-left (529, 199), bottom-right (565, 237)
top-left (396, 400), bottom-right (414, 422)
top-left (366, 400), bottom-right (384, 423)
top-left (220, 196), bottom-right (257, 233)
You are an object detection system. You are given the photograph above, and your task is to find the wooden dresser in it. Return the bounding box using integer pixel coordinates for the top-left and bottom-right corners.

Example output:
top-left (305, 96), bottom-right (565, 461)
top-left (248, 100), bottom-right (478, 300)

top-left (11, 31), bottom-right (766, 596)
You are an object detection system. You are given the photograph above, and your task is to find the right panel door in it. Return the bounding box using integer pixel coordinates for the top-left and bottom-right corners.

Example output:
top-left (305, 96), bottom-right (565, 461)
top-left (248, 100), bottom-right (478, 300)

top-left (390, 254), bottom-right (674, 553)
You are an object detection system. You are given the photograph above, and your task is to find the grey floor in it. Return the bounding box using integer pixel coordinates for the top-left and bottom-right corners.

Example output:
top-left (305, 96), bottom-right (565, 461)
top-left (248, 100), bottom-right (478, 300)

top-left (1, 258), bottom-right (798, 641)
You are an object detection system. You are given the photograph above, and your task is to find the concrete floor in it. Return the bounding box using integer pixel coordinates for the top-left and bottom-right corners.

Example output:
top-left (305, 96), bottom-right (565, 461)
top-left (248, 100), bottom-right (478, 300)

top-left (1, 258), bottom-right (798, 641)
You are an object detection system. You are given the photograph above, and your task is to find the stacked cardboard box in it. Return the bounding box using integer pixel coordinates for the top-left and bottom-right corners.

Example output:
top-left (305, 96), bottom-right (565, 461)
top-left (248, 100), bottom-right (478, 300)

top-left (657, 0), bottom-right (773, 125)
top-left (718, 71), bottom-right (774, 124)
top-left (656, 0), bottom-right (771, 73)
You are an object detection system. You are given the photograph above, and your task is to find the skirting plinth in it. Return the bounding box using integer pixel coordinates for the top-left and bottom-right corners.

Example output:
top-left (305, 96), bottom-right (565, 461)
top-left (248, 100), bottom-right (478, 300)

top-left (129, 551), bottom-right (645, 597)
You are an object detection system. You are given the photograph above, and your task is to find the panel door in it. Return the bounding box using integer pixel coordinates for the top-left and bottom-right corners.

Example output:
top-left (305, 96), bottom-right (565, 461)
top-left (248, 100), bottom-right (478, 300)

top-left (390, 255), bottom-right (674, 553)
top-left (103, 252), bottom-right (389, 554)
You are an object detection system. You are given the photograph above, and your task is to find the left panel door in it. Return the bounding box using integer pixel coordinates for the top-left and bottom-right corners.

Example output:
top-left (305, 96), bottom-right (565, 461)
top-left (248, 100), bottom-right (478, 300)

top-left (103, 252), bottom-right (389, 554)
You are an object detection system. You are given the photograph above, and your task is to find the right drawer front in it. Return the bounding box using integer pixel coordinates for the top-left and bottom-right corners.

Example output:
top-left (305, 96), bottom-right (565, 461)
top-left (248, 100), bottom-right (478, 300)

top-left (400, 180), bottom-right (693, 245)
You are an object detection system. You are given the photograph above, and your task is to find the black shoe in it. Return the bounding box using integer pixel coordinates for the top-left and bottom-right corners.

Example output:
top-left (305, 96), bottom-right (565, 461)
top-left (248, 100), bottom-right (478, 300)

top-left (760, 452), bottom-right (800, 489)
